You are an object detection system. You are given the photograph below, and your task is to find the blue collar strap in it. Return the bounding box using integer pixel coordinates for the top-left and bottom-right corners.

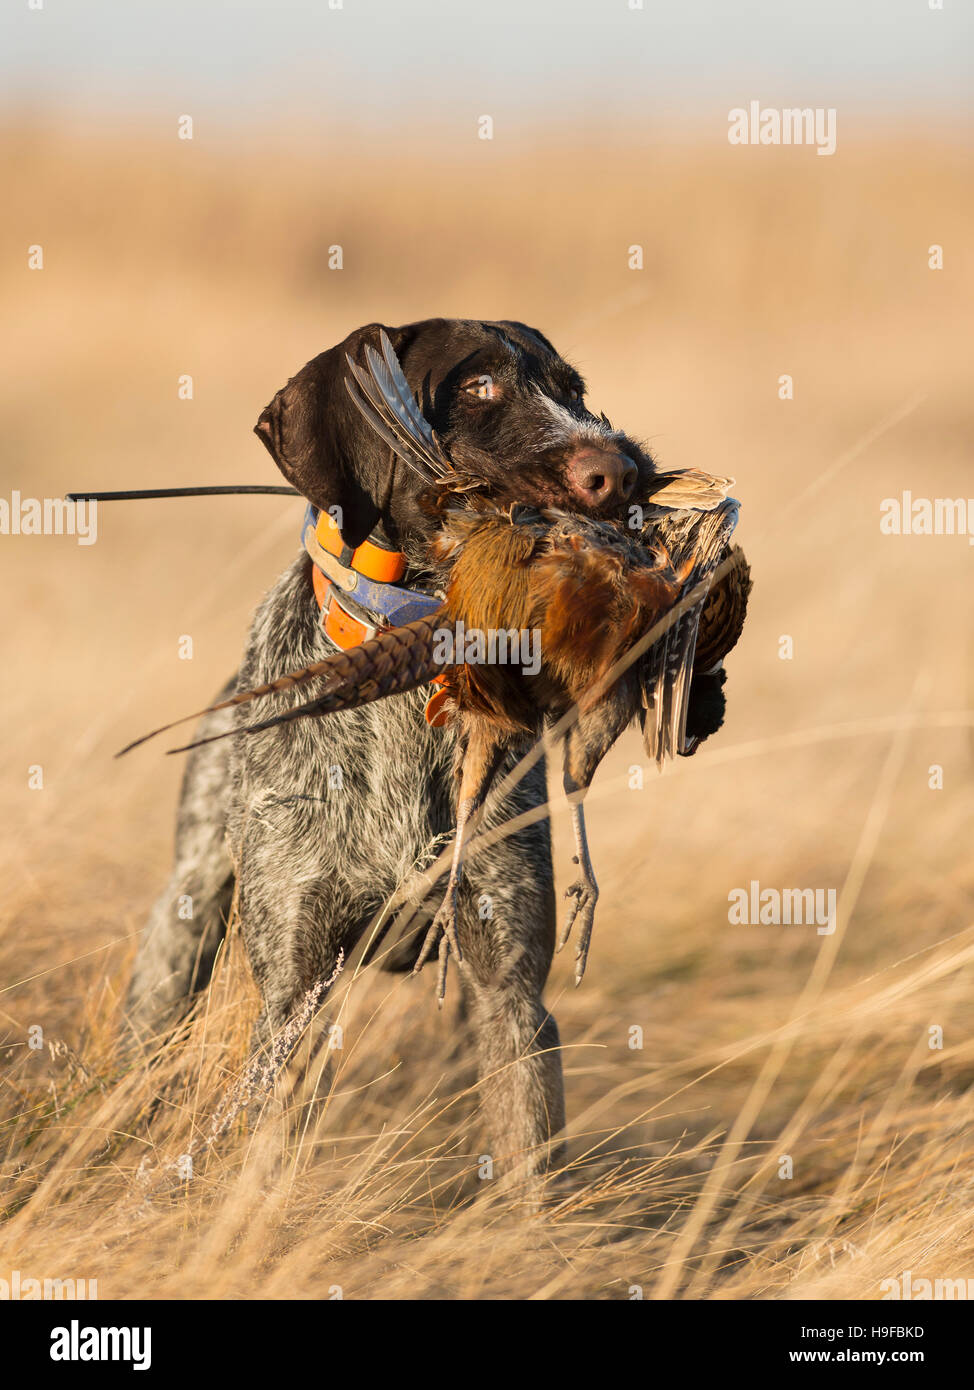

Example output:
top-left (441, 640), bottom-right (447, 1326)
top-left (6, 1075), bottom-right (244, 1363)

top-left (300, 503), bottom-right (442, 634)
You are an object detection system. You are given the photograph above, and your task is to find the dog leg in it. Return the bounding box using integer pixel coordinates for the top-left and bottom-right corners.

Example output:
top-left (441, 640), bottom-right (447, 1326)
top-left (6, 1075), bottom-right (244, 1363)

top-left (123, 694), bottom-right (237, 1055)
top-left (241, 874), bottom-right (349, 1137)
top-left (457, 752), bottom-right (566, 1199)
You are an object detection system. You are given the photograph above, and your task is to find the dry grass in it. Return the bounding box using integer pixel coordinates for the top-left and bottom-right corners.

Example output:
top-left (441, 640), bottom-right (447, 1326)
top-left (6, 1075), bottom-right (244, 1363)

top-left (2, 121), bottom-right (973, 1299)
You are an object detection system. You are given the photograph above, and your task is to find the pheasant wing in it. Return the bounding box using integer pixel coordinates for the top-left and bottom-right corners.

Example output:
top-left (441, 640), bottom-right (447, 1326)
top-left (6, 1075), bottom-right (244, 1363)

top-left (641, 498), bottom-right (740, 765)
top-left (643, 468), bottom-right (735, 512)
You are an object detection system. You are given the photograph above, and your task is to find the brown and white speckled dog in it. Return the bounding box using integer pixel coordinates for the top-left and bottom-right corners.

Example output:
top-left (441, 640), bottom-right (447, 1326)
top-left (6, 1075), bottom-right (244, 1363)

top-left (123, 317), bottom-right (710, 1183)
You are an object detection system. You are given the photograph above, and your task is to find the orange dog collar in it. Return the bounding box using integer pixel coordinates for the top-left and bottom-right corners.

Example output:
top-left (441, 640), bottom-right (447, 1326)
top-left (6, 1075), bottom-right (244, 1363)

top-left (305, 508), bottom-right (447, 726)
top-left (315, 511), bottom-right (407, 584)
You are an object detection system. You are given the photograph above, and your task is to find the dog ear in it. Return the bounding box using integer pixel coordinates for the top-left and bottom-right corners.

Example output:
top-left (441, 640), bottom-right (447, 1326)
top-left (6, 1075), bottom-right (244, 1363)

top-left (254, 322), bottom-right (420, 547)
top-left (495, 321), bottom-right (560, 358)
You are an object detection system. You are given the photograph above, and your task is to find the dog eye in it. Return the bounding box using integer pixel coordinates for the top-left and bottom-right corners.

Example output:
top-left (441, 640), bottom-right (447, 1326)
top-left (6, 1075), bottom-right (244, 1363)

top-left (463, 375), bottom-right (497, 401)
top-left (569, 389), bottom-right (581, 402)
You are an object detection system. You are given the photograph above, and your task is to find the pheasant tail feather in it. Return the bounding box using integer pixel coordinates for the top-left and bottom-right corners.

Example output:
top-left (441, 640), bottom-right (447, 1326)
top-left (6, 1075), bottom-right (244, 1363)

top-left (166, 615), bottom-right (446, 754)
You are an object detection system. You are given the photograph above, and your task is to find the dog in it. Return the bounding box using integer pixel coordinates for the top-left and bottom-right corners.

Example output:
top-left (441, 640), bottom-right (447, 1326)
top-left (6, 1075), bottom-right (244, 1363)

top-left (124, 317), bottom-right (661, 1185)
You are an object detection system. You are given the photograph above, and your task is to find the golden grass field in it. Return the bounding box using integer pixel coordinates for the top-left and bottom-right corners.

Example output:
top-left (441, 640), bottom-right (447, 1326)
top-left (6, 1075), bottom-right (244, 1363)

top-left (1, 121), bottom-right (973, 1299)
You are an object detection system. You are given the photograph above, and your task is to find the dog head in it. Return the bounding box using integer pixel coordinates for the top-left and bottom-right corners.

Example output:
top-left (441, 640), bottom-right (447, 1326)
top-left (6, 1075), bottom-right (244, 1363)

top-left (254, 319), bottom-right (654, 551)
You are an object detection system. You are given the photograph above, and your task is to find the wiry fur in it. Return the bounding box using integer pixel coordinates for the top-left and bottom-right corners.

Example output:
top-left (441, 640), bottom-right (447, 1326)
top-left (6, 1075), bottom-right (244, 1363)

top-left (123, 318), bottom-right (749, 1187)
top-left (125, 317), bottom-right (651, 1186)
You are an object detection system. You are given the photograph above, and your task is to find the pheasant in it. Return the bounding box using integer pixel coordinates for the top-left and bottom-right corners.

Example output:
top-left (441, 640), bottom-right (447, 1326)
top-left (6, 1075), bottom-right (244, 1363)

top-left (121, 336), bottom-right (751, 997)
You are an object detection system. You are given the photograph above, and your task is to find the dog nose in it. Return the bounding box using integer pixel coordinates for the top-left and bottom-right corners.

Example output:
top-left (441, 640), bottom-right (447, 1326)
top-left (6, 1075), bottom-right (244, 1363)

top-left (566, 449), bottom-right (638, 507)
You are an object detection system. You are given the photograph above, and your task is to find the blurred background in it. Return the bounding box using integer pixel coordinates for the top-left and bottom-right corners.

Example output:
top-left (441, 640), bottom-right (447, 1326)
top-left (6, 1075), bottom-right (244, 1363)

top-left (1, 0), bottom-right (973, 1299)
